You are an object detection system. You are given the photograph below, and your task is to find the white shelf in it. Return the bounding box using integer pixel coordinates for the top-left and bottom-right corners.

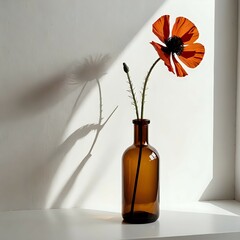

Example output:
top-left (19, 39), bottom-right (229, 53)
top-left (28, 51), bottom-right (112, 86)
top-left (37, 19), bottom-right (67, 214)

top-left (0, 201), bottom-right (240, 240)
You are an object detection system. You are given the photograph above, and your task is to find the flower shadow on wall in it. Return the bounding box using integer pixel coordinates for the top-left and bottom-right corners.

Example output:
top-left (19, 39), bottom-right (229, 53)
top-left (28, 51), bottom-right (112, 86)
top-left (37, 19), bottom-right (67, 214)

top-left (45, 55), bottom-right (118, 208)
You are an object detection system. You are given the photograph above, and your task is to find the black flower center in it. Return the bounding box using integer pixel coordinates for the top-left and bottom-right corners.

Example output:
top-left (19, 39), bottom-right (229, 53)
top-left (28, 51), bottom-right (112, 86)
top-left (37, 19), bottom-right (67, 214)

top-left (164, 36), bottom-right (184, 55)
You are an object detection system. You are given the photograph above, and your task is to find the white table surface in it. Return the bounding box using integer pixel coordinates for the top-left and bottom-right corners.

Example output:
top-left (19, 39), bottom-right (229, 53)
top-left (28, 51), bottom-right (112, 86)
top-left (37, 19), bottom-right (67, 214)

top-left (0, 200), bottom-right (240, 240)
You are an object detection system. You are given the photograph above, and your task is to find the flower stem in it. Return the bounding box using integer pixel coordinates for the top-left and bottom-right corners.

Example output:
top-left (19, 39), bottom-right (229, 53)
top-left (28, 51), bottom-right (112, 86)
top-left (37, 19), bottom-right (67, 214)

top-left (130, 58), bottom-right (160, 218)
top-left (130, 122), bottom-right (143, 216)
top-left (123, 63), bottom-right (140, 120)
top-left (140, 58), bottom-right (160, 119)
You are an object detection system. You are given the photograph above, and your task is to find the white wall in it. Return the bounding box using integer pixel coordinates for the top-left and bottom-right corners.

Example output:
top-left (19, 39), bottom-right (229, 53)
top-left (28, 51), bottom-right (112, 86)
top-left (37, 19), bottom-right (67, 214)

top-left (236, 0), bottom-right (240, 201)
top-left (201, 0), bottom-right (238, 201)
top-left (0, 0), bottom-right (236, 213)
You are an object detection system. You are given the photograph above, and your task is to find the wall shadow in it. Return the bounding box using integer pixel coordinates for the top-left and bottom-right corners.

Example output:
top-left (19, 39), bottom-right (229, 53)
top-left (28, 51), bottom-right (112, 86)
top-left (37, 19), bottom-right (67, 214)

top-left (44, 55), bottom-right (118, 208)
top-left (0, 0), bottom-right (166, 211)
top-left (0, 54), bottom-right (116, 210)
top-left (0, 71), bottom-right (70, 123)
top-left (206, 201), bottom-right (240, 216)
top-left (199, 0), bottom-right (238, 201)
top-left (50, 107), bottom-right (118, 208)
top-left (0, 55), bottom-right (110, 124)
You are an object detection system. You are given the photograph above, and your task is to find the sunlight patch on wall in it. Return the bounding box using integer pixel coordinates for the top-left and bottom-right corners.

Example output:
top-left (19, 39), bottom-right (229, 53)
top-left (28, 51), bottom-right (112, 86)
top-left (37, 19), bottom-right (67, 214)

top-left (45, 0), bottom-right (215, 212)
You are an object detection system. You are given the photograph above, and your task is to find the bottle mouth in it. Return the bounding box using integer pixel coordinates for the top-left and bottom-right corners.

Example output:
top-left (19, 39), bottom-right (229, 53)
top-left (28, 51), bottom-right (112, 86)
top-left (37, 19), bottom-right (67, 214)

top-left (132, 119), bottom-right (150, 125)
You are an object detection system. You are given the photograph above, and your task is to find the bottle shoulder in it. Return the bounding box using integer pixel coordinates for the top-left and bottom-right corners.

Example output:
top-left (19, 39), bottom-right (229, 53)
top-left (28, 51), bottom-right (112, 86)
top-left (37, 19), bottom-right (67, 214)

top-left (122, 143), bottom-right (159, 158)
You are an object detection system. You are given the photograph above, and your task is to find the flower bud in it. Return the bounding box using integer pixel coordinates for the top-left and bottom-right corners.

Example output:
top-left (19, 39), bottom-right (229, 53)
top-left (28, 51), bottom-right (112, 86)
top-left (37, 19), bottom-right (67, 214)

top-left (123, 63), bottom-right (129, 73)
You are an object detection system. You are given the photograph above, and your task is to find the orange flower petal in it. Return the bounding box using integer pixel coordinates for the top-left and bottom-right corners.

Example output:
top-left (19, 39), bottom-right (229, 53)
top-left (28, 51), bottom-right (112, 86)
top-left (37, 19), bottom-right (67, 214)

top-left (172, 54), bottom-right (188, 77)
top-left (150, 41), bottom-right (174, 74)
top-left (172, 17), bottom-right (199, 44)
top-left (152, 15), bottom-right (170, 43)
top-left (178, 43), bottom-right (205, 68)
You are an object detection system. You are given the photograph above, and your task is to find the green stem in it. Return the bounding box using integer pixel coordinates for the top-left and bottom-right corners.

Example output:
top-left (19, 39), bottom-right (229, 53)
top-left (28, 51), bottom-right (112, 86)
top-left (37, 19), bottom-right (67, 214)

top-left (130, 58), bottom-right (160, 218)
top-left (123, 63), bottom-right (140, 120)
top-left (127, 72), bottom-right (140, 120)
top-left (130, 123), bottom-right (143, 216)
top-left (141, 58), bottom-right (160, 119)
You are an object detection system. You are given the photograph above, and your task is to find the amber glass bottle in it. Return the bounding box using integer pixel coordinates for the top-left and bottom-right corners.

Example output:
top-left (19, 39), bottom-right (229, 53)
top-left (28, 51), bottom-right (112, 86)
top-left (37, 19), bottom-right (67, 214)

top-left (122, 119), bottom-right (159, 224)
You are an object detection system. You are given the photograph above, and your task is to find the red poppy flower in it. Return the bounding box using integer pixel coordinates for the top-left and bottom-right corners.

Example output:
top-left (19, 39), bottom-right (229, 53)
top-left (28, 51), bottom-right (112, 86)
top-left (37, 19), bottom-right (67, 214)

top-left (150, 15), bottom-right (205, 77)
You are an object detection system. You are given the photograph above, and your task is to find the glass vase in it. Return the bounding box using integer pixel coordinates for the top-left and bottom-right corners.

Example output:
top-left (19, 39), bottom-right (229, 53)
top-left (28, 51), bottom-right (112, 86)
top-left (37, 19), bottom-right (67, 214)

top-left (122, 119), bottom-right (159, 224)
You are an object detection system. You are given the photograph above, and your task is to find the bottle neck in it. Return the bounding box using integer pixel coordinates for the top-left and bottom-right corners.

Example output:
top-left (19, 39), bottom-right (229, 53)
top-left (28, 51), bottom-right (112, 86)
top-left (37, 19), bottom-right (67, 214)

top-left (133, 119), bottom-right (150, 146)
